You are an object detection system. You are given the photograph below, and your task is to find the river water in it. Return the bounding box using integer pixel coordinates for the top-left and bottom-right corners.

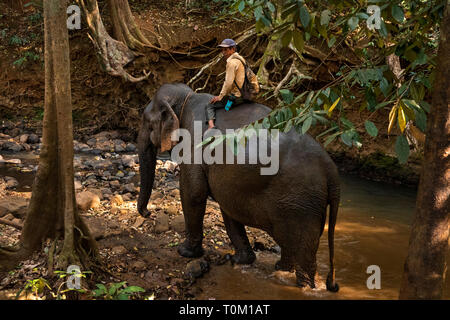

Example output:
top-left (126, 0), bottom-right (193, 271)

top-left (1, 153), bottom-right (449, 299)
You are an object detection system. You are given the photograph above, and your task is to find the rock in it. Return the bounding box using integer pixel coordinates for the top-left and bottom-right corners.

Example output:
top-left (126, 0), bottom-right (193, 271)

top-left (101, 188), bottom-right (113, 196)
top-left (5, 177), bottom-right (19, 189)
top-left (19, 134), bottom-right (29, 144)
top-left (3, 141), bottom-right (22, 152)
top-left (109, 180), bottom-right (120, 188)
top-left (170, 215), bottom-right (185, 233)
top-left (154, 212), bottom-right (170, 233)
top-left (163, 161), bottom-right (178, 172)
top-left (27, 134), bottom-right (40, 144)
top-left (116, 171), bottom-right (125, 178)
top-left (123, 183), bottom-right (136, 193)
top-left (169, 189), bottom-right (180, 198)
top-left (76, 191), bottom-right (100, 211)
top-left (112, 245), bottom-right (127, 255)
top-left (165, 205), bottom-right (178, 215)
top-left (185, 259), bottom-right (209, 279)
top-left (125, 143), bottom-right (137, 152)
top-left (121, 155), bottom-right (136, 167)
top-left (11, 218), bottom-right (22, 225)
top-left (122, 193), bottom-right (132, 201)
top-left (111, 194), bottom-right (124, 207)
top-left (86, 138), bottom-right (97, 147)
top-left (133, 216), bottom-right (146, 228)
top-left (88, 188), bottom-right (104, 201)
top-left (150, 191), bottom-right (164, 200)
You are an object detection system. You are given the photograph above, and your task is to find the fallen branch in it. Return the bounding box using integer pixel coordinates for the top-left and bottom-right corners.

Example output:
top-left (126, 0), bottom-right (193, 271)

top-left (0, 218), bottom-right (23, 230)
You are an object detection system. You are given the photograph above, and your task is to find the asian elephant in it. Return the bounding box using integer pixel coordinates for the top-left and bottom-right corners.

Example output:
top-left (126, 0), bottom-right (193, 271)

top-left (137, 83), bottom-right (340, 291)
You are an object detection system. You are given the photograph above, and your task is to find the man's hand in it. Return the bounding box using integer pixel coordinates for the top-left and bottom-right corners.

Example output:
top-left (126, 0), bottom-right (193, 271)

top-left (210, 96), bottom-right (221, 104)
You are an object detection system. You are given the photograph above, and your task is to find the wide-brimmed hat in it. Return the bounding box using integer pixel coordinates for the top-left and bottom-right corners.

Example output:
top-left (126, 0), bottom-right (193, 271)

top-left (217, 39), bottom-right (236, 48)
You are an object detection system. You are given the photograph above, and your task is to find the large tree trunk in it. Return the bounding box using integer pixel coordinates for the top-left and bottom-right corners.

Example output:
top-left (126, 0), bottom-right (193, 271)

top-left (108, 0), bottom-right (151, 50)
top-left (0, 0), bottom-right (98, 272)
top-left (77, 0), bottom-right (150, 82)
top-left (399, 3), bottom-right (450, 299)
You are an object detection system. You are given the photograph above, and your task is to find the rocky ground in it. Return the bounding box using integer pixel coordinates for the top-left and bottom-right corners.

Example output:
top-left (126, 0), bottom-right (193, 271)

top-left (0, 121), bottom-right (281, 300)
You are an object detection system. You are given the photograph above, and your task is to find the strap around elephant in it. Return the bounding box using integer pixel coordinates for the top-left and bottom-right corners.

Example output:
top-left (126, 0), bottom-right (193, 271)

top-left (179, 92), bottom-right (193, 125)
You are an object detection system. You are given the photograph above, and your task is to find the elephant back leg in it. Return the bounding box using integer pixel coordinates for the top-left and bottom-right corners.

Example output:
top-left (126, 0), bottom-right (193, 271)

top-left (177, 165), bottom-right (209, 258)
top-left (221, 211), bottom-right (256, 264)
top-left (273, 212), bottom-right (323, 289)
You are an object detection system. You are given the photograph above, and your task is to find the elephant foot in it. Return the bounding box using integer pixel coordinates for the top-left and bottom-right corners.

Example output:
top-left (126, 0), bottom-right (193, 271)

top-left (275, 259), bottom-right (294, 272)
top-left (326, 272), bottom-right (339, 292)
top-left (230, 249), bottom-right (256, 265)
top-left (177, 241), bottom-right (204, 258)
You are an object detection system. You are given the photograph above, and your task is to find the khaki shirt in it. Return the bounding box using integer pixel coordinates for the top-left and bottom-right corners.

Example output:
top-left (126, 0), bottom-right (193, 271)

top-left (218, 52), bottom-right (246, 100)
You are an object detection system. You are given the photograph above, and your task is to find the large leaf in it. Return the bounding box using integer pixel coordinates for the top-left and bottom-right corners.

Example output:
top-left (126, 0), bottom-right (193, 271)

top-left (364, 120), bottom-right (378, 137)
top-left (388, 105), bottom-right (398, 134)
top-left (395, 135), bottom-right (410, 164)
top-left (347, 16), bottom-right (359, 31)
top-left (280, 89), bottom-right (294, 104)
top-left (302, 116), bottom-right (312, 134)
top-left (397, 106), bottom-right (406, 133)
top-left (299, 5), bottom-right (310, 28)
top-left (292, 29), bottom-right (304, 53)
top-left (281, 30), bottom-right (292, 47)
top-left (391, 5), bottom-right (405, 23)
top-left (320, 9), bottom-right (331, 26)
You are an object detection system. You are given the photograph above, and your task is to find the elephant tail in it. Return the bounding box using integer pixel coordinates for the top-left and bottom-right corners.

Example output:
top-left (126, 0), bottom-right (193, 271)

top-left (326, 183), bottom-right (340, 292)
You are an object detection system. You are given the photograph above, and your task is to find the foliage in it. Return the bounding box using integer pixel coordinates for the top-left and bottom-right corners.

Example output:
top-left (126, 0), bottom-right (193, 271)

top-left (221, 0), bottom-right (444, 163)
top-left (15, 278), bottom-right (51, 299)
top-left (13, 50), bottom-right (41, 69)
top-left (92, 281), bottom-right (145, 300)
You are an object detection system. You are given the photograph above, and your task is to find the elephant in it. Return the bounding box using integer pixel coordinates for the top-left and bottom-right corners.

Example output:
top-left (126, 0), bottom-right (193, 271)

top-left (137, 83), bottom-right (340, 291)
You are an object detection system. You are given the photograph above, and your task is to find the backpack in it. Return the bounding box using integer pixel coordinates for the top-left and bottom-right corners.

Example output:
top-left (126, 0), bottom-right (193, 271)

top-left (232, 57), bottom-right (260, 101)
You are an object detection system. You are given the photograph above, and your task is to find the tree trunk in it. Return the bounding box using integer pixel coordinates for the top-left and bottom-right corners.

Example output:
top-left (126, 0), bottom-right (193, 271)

top-left (108, 0), bottom-right (151, 50)
top-left (77, 0), bottom-right (150, 82)
top-left (0, 0), bottom-right (98, 272)
top-left (399, 3), bottom-right (450, 299)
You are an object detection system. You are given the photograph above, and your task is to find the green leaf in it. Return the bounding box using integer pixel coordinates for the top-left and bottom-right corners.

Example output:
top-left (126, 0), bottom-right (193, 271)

top-left (120, 286), bottom-right (146, 294)
top-left (292, 29), bottom-right (304, 53)
top-left (281, 30), bottom-right (292, 47)
top-left (284, 119), bottom-right (293, 133)
top-left (374, 100), bottom-right (393, 110)
top-left (380, 77), bottom-right (390, 97)
top-left (395, 135), bottom-right (410, 164)
top-left (238, 0), bottom-right (245, 13)
top-left (267, 2), bottom-right (275, 13)
top-left (340, 131), bottom-right (354, 147)
top-left (262, 117), bottom-right (271, 129)
top-left (347, 16), bottom-right (359, 31)
top-left (254, 6), bottom-right (264, 21)
top-left (299, 5), bottom-right (310, 28)
top-left (324, 131), bottom-right (341, 147)
top-left (328, 36), bottom-right (336, 48)
top-left (379, 20), bottom-right (388, 38)
top-left (280, 89), bottom-right (294, 104)
top-left (302, 116), bottom-right (312, 134)
top-left (415, 109), bottom-right (427, 132)
top-left (391, 5), bottom-right (404, 23)
top-left (365, 120), bottom-right (378, 137)
top-left (320, 9), bottom-right (331, 26)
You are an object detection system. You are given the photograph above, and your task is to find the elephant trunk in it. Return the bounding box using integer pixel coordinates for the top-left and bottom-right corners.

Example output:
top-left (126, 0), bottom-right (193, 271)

top-left (137, 126), bottom-right (157, 217)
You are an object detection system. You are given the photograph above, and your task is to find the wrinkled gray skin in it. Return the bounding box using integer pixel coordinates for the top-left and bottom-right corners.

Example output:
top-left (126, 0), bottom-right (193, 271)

top-left (138, 83), bottom-right (340, 291)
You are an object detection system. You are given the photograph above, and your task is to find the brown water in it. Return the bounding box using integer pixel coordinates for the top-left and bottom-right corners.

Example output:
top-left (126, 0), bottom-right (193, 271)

top-left (196, 175), bottom-right (450, 300)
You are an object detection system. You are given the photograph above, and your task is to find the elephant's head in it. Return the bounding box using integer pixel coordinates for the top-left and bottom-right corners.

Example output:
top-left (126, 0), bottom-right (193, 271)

top-left (137, 84), bottom-right (192, 217)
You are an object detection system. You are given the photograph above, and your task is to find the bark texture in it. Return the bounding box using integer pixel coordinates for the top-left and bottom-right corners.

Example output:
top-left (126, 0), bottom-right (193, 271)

top-left (77, 0), bottom-right (149, 82)
top-left (399, 3), bottom-right (450, 299)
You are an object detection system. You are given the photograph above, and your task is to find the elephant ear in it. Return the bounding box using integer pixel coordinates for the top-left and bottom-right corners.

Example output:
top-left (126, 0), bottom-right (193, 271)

top-left (160, 100), bottom-right (180, 153)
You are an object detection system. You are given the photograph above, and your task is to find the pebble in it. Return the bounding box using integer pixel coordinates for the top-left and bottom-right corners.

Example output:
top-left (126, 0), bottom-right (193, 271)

top-left (154, 212), bottom-right (170, 233)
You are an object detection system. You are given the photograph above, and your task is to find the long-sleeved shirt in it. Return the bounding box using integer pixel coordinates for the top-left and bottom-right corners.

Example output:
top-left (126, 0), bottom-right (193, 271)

top-left (218, 52), bottom-right (246, 100)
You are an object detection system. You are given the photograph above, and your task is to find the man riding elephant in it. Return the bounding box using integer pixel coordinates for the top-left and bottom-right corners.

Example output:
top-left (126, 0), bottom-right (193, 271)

top-left (207, 38), bottom-right (250, 129)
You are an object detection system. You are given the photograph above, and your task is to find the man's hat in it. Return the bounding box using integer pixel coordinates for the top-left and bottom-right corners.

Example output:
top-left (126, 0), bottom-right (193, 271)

top-left (217, 39), bottom-right (237, 48)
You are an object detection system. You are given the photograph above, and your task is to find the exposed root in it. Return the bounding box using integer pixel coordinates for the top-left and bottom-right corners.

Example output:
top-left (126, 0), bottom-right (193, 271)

top-left (0, 218), bottom-right (23, 230)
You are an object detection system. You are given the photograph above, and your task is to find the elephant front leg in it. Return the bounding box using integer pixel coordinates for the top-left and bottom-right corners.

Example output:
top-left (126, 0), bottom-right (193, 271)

top-left (221, 211), bottom-right (256, 265)
top-left (177, 167), bottom-right (208, 258)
